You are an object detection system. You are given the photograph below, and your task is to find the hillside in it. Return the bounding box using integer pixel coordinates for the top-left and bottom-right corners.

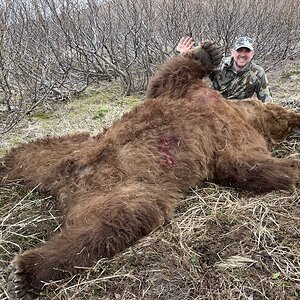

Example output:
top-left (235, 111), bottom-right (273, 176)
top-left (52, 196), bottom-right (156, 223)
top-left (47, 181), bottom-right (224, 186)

top-left (0, 59), bottom-right (300, 300)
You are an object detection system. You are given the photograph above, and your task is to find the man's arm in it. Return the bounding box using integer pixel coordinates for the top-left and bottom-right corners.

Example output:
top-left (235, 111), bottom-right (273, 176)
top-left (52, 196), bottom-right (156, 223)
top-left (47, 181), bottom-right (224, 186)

top-left (256, 71), bottom-right (273, 102)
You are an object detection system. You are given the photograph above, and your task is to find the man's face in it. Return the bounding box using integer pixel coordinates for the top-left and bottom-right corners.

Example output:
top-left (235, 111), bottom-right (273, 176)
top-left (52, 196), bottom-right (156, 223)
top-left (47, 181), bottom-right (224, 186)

top-left (231, 47), bottom-right (255, 70)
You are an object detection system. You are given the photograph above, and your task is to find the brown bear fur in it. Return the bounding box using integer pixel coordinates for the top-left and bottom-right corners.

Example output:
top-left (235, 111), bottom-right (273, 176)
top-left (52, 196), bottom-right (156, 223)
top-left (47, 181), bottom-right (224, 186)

top-left (2, 46), bottom-right (300, 299)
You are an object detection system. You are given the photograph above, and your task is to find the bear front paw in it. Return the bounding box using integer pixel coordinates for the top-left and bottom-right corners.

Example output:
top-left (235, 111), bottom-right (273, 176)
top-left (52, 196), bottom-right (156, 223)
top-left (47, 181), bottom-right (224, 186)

top-left (187, 41), bottom-right (223, 70)
top-left (7, 265), bottom-right (36, 300)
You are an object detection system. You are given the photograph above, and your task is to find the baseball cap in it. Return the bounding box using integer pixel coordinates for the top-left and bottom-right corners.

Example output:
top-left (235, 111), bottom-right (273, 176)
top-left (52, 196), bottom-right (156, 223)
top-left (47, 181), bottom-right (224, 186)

top-left (233, 36), bottom-right (254, 51)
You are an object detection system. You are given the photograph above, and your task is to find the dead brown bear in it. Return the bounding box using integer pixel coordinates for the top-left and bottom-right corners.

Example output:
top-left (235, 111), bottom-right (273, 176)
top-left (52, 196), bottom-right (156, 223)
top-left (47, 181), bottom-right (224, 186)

top-left (2, 42), bottom-right (300, 299)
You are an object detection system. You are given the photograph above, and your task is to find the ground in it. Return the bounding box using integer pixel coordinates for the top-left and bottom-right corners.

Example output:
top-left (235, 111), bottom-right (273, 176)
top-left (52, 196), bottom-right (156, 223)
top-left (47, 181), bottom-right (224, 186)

top-left (0, 59), bottom-right (300, 300)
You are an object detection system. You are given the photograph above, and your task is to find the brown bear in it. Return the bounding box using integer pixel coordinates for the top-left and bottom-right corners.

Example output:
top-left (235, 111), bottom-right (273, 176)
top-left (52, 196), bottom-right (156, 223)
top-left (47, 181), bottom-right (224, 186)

top-left (2, 42), bottom-right (300, 299)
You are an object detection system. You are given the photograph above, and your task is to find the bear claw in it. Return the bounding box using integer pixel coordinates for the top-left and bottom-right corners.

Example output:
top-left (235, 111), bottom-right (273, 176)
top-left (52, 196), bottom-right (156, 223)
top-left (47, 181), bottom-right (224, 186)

top-left (7, 265), bottom-right (34, 300)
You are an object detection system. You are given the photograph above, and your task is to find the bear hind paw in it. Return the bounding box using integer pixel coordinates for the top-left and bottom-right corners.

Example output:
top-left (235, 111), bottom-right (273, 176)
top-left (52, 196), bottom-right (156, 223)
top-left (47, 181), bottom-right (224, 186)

top-left (7, 264), bottom-right (36, 300)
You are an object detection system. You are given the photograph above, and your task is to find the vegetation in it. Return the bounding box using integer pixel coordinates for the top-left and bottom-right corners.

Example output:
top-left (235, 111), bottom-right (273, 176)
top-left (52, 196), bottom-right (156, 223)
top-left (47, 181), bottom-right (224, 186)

top-left (282, 65), bottom-right (300, 79)
top-left (0, 60), bottom-right (300, 299)
top-left (0, 0), bottom-right (300, 133)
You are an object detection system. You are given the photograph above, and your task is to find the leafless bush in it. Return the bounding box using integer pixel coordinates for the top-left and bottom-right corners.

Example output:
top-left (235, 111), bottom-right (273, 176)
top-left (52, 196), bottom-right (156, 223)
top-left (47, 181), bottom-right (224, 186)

top-left (0, 0), bottom-right (299, 133)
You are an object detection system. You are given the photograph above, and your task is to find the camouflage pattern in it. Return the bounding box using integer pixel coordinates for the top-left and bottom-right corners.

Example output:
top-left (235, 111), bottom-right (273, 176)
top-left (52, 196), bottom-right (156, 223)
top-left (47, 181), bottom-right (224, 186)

top-left (210, 57), bottom-right (272, 102)
top-left (234, 36), bottom-right (254, 51)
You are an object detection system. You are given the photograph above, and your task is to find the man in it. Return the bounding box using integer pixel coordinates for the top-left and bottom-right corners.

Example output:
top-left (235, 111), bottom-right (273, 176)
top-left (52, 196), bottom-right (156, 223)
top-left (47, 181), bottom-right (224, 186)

top-left (176, 36), bottom-right (272, 102)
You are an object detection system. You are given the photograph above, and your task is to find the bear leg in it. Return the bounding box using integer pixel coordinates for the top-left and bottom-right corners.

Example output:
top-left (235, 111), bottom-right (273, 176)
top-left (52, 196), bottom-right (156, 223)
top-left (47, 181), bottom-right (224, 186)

top-left (7, 182), bottom-right (180, 299)
top-left (215, 152), bottom-right (299, 193)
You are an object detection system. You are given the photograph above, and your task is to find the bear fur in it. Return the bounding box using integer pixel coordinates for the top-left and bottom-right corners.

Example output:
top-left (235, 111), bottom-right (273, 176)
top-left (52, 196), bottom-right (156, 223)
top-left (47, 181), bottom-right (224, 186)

top-left (2, 42), bottom-right (300, 299)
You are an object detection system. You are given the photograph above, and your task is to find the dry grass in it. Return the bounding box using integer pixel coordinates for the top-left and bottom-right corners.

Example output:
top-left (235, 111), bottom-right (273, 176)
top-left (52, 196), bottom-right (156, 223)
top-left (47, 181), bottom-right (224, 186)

top-left (1, 62), bottom-right (300, 300)
top-left (1, 183), bottom-right (299, 299)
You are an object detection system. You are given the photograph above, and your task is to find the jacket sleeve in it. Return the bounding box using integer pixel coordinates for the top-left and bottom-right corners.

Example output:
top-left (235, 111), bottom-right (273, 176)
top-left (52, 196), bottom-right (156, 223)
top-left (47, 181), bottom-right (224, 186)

top-left (256, 71), bottom-right (273, 102)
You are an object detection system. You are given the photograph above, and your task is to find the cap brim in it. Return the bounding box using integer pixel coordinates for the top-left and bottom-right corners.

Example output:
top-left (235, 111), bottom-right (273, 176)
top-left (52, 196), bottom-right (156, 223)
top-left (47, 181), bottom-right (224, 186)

top-left (234, 46), bottom-right (254, 51)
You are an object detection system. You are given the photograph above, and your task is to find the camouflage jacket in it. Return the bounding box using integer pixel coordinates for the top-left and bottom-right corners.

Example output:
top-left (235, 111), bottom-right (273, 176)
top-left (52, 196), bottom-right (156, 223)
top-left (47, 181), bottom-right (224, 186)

top-left (209, 57), bottom-right (272, 102)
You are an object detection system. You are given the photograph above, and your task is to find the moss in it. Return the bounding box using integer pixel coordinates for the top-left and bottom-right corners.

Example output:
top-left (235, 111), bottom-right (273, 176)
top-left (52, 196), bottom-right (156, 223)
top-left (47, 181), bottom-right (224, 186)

top-left (281, 65), bottom-right (300, 79)
top-left (189, 253), bottom-right (199, 265)
top-left (92, 104), bottom-right (110, 119)
top-left (119, 95), bottom-right (142, 107)
top-left (74, 85), bottom-right (119, 104)
top-left (272, 272), bottom-right (281, 280)
top-left (31, 111), bottom-right (56, 120)
top-left (0, 148), bottom-right (7, 157)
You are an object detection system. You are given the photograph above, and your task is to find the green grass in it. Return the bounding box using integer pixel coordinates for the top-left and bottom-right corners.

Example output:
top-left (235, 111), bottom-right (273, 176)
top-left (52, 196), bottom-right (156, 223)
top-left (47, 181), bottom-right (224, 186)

top-left (281, 65), bottom-right (300, 79)
top-left (0, 85), bottom-right (142, 154)
top-left (119, 95), bottom-right (142, 107)
top-left (31, 111), bottom-right (56, 120)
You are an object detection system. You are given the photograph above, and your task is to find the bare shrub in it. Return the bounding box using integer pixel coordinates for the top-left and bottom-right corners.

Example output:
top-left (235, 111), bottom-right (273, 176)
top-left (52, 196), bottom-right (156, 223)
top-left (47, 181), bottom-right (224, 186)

top-left (0, 0), bottom-right (299, 132)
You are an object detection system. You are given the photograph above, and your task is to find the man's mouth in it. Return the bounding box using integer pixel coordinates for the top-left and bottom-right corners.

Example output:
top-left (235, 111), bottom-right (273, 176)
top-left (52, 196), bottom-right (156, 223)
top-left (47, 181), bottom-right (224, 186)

top-left (237, 58), bottom-right (247, 63)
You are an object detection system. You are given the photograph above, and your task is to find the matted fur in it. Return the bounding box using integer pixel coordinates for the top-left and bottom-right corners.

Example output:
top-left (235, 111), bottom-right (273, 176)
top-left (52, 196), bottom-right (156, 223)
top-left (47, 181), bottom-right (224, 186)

top-left (2, 46), bottom-right (300, 299)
